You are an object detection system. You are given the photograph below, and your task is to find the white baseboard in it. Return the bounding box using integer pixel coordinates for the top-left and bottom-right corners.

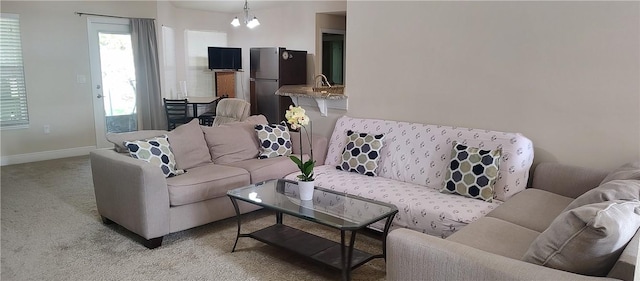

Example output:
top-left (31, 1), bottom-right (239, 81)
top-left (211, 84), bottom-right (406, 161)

top-left (1, 146), bottom-right (97, 166)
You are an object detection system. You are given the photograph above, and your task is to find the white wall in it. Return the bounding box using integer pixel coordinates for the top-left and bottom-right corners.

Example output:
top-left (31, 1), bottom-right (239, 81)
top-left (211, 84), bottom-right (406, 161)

top-left (156, 2), bottom-right (232, 99)
top-left (228, 1), bottom-right (347, 137)
top-left (3, 1), bottom-right (637, 171)
top-left (346, 1), bottom-right (639, 170)
top-left (0, 1), bottom-right (347, 164)
top-left (0, 1), bottom-right (157, 163)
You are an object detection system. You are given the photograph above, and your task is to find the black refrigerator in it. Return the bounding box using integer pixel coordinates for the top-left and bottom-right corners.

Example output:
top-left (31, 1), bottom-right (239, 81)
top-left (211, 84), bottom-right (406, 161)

top-left (250, 47), bottom-right (307, 123)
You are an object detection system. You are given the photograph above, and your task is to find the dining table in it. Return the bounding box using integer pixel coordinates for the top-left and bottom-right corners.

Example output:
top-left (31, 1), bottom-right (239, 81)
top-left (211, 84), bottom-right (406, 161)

top-left (186, 96), bottom-right (221, 117)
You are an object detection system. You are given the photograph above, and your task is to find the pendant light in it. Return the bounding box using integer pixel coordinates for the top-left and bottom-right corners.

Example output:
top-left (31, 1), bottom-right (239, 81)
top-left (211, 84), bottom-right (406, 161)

top-left (231, 0), bottom-right (260, 29)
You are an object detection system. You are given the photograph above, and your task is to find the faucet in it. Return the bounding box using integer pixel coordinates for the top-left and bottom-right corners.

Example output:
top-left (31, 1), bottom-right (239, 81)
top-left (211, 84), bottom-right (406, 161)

top-left (314, 74), bottom-right (332, 88)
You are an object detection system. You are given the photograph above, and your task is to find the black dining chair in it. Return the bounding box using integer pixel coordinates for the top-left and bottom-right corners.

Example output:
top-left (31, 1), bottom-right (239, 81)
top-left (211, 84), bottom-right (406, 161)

top-left (197, 97), bottom-right (225, 126)
top-left (163, 98), bottom-right (189, 130)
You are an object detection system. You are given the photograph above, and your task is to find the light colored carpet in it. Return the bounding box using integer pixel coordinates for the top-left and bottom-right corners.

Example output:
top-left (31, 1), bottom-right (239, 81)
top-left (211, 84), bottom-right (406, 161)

top-left (1, 156), bottom-right (387, 281)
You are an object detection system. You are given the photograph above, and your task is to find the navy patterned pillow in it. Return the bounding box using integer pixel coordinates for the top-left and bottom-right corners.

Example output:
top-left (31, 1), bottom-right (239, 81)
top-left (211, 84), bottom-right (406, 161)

top-left (440, 141), bottom-right (501, 202)
top-left (125, 135), bottom-right (185, 178)
top-left (255, 122), bottom-right (292, 159)
top-left (336, 130), bottom-right (385, 176)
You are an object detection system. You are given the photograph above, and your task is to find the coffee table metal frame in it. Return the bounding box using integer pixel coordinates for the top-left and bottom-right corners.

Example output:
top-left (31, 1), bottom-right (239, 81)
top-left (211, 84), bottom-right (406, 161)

top-left (227, 179), bottom-right (398, 281)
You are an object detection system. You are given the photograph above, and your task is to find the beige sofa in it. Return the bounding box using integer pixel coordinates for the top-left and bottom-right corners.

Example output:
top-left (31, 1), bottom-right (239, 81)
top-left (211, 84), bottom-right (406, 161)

top-left (387, 162), bottom-right (640, 281)
top-left (90, 117), bottom-right (327, 248)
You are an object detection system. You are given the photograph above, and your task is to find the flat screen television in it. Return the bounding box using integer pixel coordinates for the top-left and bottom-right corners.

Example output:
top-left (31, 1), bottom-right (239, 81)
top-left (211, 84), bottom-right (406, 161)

top-left (208, 47), bottom-right (242, 70)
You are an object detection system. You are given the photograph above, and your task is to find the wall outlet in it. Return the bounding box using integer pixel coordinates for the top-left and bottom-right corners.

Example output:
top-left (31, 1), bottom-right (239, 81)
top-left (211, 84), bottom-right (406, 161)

top-left (43, 125), bottom-right (50, 134)
top-left (76, 74), bottom-right (86, 84)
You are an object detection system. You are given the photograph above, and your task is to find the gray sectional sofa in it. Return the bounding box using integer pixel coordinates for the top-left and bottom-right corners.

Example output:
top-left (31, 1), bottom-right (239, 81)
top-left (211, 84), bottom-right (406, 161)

top-left (387, 161), bottom-right (640, 281)
top-left (90, 117), bottom-right (327, 248)
top-left (91, 113), bottom-right (639, 281)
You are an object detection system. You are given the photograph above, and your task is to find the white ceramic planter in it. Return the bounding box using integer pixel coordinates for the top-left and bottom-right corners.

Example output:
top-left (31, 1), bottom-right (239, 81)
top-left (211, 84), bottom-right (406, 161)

top-left (298, 180), bottom-right (315, 201)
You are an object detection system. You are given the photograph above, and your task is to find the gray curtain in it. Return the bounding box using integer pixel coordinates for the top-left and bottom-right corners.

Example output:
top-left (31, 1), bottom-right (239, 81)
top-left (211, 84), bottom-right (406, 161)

top-left (131, 18), bottom-right (166, 130)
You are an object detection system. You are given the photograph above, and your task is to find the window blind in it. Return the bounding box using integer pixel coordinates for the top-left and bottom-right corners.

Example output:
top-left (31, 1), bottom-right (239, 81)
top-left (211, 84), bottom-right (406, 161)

top-left (0, 13), bottom-right (29, 127)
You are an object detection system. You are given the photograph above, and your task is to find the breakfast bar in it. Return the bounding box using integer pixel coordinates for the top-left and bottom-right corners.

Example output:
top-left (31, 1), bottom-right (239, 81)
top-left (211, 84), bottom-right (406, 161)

top-left (276, 85), bottom-right (347, 116)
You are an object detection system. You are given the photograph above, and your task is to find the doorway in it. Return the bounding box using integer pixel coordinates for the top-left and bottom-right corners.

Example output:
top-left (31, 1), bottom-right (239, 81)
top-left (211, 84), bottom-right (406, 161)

top-left (87, 17), bottom-right (138, 148)
top-left (321, 30), bottom-right (345, 85)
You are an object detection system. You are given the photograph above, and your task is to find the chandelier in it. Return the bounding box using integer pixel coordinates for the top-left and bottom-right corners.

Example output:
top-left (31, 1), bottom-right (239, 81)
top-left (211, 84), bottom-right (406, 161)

top-left (231, 0), bottom-right (260, 29)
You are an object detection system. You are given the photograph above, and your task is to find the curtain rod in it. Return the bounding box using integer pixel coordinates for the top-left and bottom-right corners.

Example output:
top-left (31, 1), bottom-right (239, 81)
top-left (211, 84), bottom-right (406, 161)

top-left (75, 12), bottom-right (155, 21)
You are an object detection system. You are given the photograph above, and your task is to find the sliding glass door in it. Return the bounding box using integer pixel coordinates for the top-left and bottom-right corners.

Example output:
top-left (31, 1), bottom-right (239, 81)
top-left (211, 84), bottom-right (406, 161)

top-left (87, 17), bottom-right (138, 148)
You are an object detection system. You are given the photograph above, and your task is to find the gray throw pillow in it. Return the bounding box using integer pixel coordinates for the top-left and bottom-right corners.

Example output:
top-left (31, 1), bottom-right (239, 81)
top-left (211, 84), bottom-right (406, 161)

top-left (601, 161), bottom-right (640, 184)
top-left (202, 122), bottom-right (261, 164)
top-left (522, 200), bottom-right (640, 277)
top-left (564, 180), bottom-right (640, 211)
top-left (166, 118), bottom-right (212, 170)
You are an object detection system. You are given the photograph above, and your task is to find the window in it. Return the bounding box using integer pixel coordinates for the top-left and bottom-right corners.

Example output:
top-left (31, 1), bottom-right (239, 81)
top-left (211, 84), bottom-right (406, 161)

top-left (185, 30), bottom-right (226, 97)
top-left (0, 13), bottom-right (29, 128)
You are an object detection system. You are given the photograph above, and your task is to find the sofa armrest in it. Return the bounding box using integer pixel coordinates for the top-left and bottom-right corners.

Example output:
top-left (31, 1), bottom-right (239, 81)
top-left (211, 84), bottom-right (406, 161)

top-left (530, 162), bottom-right (608, 198)
top-left (290, 131), bottom-right (328, 166)
top-left (90, 149), bottom-right (170, 240)
top-left (387, 228), bottom-right (612, 281)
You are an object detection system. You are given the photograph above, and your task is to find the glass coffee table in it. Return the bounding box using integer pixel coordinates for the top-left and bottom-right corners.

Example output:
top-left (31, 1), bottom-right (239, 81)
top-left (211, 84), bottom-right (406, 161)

top-left (227, 179), bottom-right (398, 281)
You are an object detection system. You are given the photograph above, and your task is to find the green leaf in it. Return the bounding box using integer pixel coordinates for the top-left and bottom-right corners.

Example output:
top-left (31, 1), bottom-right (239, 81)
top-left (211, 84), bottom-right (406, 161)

top-left (289, 155), bottom-right (303, 169)
top-left (302, 160), bottom-right (315, 176)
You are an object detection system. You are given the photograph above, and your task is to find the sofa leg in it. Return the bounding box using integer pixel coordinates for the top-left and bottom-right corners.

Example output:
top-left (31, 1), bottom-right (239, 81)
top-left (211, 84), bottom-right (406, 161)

top-left (101, 216), bottom-right (114, 225)
top-left (142, 237), bottom-right (163, 249)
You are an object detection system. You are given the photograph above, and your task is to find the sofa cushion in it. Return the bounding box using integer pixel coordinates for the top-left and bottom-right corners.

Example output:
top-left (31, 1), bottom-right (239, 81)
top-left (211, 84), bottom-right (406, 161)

top-left (441, 142), bottom-right (501, 202)
top-left (166, 118), bottom-right (212, 170)
top-left (564, 180), bottom-right (640, 211)
top-left (285, 164), bottom-right (500, 238)
top-left (202, 122), bottom-right (260, 165)
top-left (487, 188), bottom-right (573, 232)
top-left (106, 130), bottom-right (168, 153)
top-left (522, 200), bottom-right (640, 277)
top-left (166, 164), bottom-right (250, 206)
top-left (447, 216), bottom-right (540, 260)
top-left (336, 130), bottom-right (385, 177)
top-left (255, 122), bottom-right (292, 159)
top-left (226, 154), bottom-right (305, 184)
top-left (125, 135), bottom-right (185, 178)
top-left (601, 161), bottom-right (640, 184)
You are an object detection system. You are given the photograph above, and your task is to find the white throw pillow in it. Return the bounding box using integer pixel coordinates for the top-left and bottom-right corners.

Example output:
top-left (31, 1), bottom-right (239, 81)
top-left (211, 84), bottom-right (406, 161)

top-left (522, 200), bottom-right (640, 276)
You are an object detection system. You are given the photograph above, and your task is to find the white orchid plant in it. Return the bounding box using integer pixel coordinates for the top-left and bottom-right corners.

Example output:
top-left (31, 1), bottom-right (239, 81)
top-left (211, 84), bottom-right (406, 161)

top-left (285, 106), bottom-right (315, 182)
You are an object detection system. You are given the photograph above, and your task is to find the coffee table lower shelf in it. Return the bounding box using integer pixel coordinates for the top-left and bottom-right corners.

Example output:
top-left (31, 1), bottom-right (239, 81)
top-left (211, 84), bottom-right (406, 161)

top-left (248, 224), bottom-right (376, 271)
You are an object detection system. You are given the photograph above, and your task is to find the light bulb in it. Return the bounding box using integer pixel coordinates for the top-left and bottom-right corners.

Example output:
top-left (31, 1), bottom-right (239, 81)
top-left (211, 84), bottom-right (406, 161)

top-left (230, 17), bottom-right (240, 27)
top-left (247, 17), bottom-right (260, 29)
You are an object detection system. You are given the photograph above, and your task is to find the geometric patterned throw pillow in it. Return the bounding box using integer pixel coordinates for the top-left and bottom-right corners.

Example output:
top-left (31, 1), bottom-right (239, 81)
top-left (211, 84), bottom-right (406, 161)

top-left (124, 135), bottom-right (185, 178)
top-left (336, 130), bottom-right (385, 177)
top-left (255, 122), bottom-right (292, 159)
top-left (440, 141), bottom-right (501, 202)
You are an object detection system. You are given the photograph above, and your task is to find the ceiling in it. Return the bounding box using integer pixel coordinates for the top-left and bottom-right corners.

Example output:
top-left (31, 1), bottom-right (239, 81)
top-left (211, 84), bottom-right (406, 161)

top-left (169, 1), bottom-right (291, 14)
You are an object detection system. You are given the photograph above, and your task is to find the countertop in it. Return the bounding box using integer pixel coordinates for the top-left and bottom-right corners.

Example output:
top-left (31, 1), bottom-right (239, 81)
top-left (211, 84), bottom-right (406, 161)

top-left (275, 85), bottom-right (347, 100)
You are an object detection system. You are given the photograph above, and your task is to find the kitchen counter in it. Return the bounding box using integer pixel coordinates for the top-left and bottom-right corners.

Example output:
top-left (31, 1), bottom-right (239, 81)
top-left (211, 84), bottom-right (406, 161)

top-left (276, 85), bottom-right (347, 116)
top-left (275, 85), bottom-right (347, 99)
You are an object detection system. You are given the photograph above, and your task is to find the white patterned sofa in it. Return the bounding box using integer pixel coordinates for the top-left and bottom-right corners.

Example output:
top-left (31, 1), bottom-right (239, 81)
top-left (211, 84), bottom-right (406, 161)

top-left (287, 116), bottom-right (534, 237)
